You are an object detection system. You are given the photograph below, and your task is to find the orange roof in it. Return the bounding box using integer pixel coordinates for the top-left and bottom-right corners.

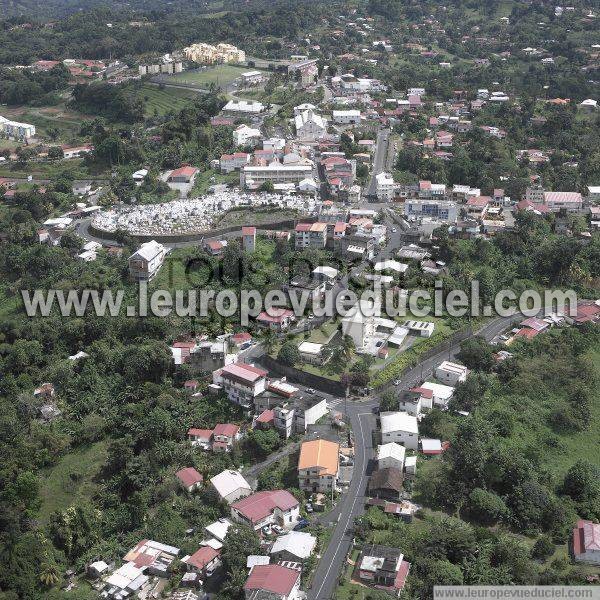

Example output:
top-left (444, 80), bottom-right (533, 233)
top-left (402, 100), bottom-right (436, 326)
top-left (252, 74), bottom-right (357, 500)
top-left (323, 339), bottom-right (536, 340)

top-left (298, 439), bottom-right (339, 476)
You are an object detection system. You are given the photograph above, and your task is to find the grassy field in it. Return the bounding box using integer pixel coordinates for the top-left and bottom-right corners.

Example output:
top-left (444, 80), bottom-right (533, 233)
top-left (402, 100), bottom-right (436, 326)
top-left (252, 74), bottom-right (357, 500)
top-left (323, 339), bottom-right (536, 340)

top-left (169, 64), bottom-right (259, 88)
top-left (136, 84), bottom-right (200, 117)
top-left (38, 440), bottom-right (108, 523)
top-left (0, 104), bottom-right (90, 142)
top-left (191, 168), bottom-right (239, 196)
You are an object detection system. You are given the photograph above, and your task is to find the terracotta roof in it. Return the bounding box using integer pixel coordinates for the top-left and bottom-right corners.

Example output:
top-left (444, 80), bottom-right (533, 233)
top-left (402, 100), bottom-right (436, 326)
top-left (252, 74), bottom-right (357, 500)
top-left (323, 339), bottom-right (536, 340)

top-left (170, 166), bottom-right (198, 178)
top-left (220, 363), bottom-right (267, 384)
top-left (242, 226), bottom-right (256, 235)
top-left (244, 564), bottom-right (299, 595)
top-left (257, 309), bottom-right (294, 324)
top-left (213, 423), bottom-right (239, 438)
top-left (256, 409), bottom-right (274, 424)
top-left (298, 439), bottom-right (339, 476)
top-left (188, 428), bottom-right (213, 439)
top-left (232, 490), bottom-right (298, 524)
top-left (176, 467), bottom-right (203, 488)
top-left (185, 546), bottom-right (219, 570)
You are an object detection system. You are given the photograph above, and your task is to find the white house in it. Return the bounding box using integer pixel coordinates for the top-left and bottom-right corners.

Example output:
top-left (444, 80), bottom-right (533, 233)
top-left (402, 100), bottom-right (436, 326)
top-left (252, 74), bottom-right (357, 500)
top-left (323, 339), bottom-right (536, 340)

top-left (234, 124), bottom-right (262, 147)
top-left (222, 99), bottom-right (265, 114)
top-left (270, 531), bottom-right (316, 562)
top-left (376, 442), bottom-right (406, 471)
top-left (128, 240), bottom-right (167, 281)
top-left (380, 411), bottom-right (419, 450)
top-left (210, 469), bottom-right (252, 504)
top-left (435, 361), bottom-right (468, 385)
top-left (420, 381), bottom-right (454, 409)
top-left (298, 341), bottom-right (326, 365)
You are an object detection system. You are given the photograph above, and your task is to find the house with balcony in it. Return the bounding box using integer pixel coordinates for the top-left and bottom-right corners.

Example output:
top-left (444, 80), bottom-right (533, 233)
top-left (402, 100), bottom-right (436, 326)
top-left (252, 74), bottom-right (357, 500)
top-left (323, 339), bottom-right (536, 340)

top-left (213, 363), bottom-right (268, 408)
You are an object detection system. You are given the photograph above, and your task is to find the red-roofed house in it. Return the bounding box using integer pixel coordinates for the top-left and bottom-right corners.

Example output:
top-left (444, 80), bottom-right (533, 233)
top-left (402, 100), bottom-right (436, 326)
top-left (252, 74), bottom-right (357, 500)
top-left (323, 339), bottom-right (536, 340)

top-left (244, 564), bottom-right (301, 600)
top-left (182, 546), bottom-right (221, 577)
top-left (188, 428), bottom-right (214, 448)
top-left (255, 409), bottom-right (275, 428)
top-left (572, 520), bottom-right (600, 565)
top-left (168, 166), bottom-right (199, 183)
top-left (520, 317), bottom-right (549, 333)
top-left (231, 490), bottom-right (300, 530)
top-left (212, 423), bottom-right (240, 452)
top-left (573, 301), bottom-right (600, 325)
top-left (205, 239), bottom-right (226, 256)
top-left (256, 308), bottom-right (296, 331)
top-left (513, 327), bottom-right (539, 341)
top-left (466, 196), bottom-right (491, 218)
top-left (176, 467), bottom-right (203, 493)
top-left (220, 152), bottom-right (250, 173)
top-left (242, 226), bottom-right (256, 253)
top-left (232, 332), bottom-right (253, 347)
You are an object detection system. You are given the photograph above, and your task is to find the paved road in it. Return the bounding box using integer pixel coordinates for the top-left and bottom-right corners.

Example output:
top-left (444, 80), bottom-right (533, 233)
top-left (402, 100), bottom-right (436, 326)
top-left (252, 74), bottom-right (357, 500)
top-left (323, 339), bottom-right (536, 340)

top-left (365, 128), bottom-right (391, 198)
top-left (307, 402), bottom-right (377, 600)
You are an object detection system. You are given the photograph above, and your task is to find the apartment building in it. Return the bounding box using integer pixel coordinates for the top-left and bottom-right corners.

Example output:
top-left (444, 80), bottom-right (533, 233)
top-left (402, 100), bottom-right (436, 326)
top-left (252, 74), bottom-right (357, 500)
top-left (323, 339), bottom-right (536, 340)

top-left (213, 363), bottom-right (268, 408)
top-left (183, 42), bottom-right (245, 64)
top-left (375, 172), bottom-right (395, 201)
top-left (403, 199), bottom-right (458, 223)
top-left (0, 115), bottom-right (36, 141)
top-left (294, 222), bottom-right (327, 250)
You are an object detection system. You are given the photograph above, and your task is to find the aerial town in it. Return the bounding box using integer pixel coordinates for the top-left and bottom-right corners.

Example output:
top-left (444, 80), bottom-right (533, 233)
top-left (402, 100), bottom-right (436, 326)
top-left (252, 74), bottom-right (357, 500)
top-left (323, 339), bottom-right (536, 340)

top-left (0, 0), bottom-right (599, 599)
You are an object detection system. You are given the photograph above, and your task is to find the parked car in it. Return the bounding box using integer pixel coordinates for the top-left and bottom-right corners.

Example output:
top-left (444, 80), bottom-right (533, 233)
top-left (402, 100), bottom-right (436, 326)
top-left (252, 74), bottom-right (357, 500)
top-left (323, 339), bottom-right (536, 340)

top-left (305, 503), bottom-right (313, 513)
top-left (294, 518), bottom-right (310, 531)
top-left (306, 388), bottom-right (316, 395)
top-left (393, 379), bottom-right (402, 386)
top-left (272, 524), bottom-right (284, 534)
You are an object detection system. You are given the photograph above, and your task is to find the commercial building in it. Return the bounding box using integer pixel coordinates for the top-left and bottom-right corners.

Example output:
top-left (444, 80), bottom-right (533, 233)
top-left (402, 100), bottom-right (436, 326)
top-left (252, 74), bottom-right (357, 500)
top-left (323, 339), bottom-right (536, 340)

top-left (403, 199), bottom-right (458, 222)
top-left (375, 172), bottom-right (395, 201)
top-left (241, 163), bottom-right (312, 188)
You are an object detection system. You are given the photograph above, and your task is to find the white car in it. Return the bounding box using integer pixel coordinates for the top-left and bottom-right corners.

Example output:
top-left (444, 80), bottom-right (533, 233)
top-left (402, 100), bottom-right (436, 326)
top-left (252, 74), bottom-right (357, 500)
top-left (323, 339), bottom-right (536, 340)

top-left (393, 379), bottom-right (402, 386)
top-left (392, 228), bottom-right (397, 233)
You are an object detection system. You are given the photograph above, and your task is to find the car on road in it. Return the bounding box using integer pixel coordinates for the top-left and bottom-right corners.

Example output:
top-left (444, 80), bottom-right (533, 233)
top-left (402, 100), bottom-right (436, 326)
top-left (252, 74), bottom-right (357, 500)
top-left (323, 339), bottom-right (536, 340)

top-left (392, 227), bottom-right (397, 233)
top-left (306, 388), bottom-right (316, 395)
top-left (393, 379), bottom-right (402, 386)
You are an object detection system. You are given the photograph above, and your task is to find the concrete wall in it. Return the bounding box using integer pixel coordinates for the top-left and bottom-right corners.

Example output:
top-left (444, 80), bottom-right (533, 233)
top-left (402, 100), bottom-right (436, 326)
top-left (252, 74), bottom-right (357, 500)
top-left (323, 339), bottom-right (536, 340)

top-left (257, 354), bottom-right (346, 397)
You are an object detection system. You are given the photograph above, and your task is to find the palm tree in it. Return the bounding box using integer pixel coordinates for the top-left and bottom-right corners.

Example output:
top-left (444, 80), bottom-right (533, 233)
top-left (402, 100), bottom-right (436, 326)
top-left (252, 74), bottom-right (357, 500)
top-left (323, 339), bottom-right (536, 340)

top-left (40, 562), bottom-right (60, 588)
top-left (263, 328), bottom-right (276, 354)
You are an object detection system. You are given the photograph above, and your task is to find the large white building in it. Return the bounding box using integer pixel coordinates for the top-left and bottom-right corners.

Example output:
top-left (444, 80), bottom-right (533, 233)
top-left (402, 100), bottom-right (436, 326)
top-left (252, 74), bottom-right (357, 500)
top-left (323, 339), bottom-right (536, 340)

top-left (332, 110), bottom-right (362, 125)
top-left (0, 115), bottom-right (36, 141)
top-left (294, 109), bottom-right (327, 141)
top-left (241, 163), bottom-right (312, 188)
top-left (222, 99), bottom-right (265, 114)
top-left (380, 411), bottom-right (419, 450)
top-left (404, 199), bottom-right (458, 222)
top-left (375, 172), bottom-right (395, 201)
top-left (128, 240), bottom-right (167, 281)
top-left (233, 124), bottom-right (262, 147)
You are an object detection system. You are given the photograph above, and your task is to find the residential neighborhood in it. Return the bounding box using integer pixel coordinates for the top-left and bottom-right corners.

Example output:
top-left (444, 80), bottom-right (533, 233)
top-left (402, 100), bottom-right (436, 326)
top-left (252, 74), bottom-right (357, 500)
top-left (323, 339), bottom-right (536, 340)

top-left (0, 0), bottom-right (599, 599)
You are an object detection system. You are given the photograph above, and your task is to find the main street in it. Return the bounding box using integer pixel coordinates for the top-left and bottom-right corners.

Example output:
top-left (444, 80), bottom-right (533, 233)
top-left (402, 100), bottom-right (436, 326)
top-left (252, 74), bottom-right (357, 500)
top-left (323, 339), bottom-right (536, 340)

top-left (364, 128), bottom-right (391, 198)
